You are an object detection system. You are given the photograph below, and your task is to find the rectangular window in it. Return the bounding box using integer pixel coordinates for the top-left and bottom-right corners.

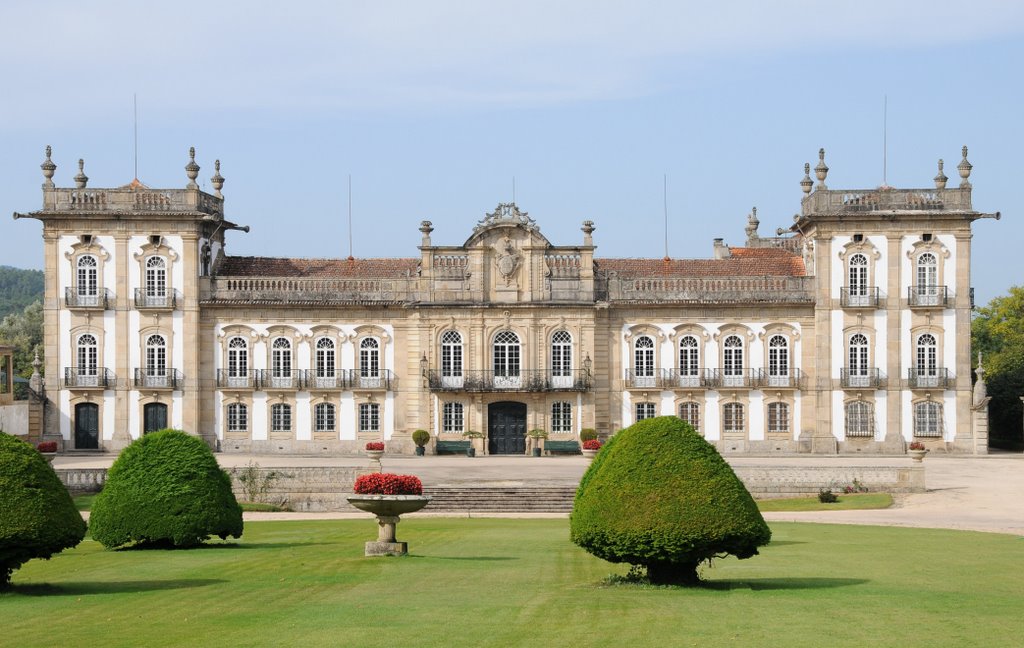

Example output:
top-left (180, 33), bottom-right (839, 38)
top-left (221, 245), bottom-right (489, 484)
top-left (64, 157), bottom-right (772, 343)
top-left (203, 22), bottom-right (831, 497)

top-left (845, 402), bottom-right (874, 438)
top-left (635, 402), bottom-right (656, 422)
top-left (678, 402), bottom-right (700, 433)
top-left (227, 404), bottom-right (248, 432)
top-left (723, 403), bottom-right (744, 435)
top-left (914, 402), bottom-right (942, 438)
top-left (359, 403), bottom-right (380, 433)
top-left (551, 401), bottom-right (572, 433)
top-left (767, 403), bottom-right (789, 434)
top-left (315, 403), bottom-right (335, 432)
top-left (271, 404), bottom-right (291, 432)
top-left (442, 402), bottom-right (464, 433)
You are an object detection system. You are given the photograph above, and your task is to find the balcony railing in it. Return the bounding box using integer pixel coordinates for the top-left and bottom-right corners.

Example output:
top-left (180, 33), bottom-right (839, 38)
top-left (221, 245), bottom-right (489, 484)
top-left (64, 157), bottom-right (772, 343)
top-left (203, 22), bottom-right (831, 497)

top-left (64, 367), bottom-right (115, 388)
top-left (841, 368), bottom-right (884, 389)
top-left (801, 187), bottom-right (972, 216)
top-left (134, 368), bottom-right (183, 390)
top-left (257, 369), bottom-right (302, 390)
top-left (426, 369), bottom-right (591, 392)
top-left (840, 287), bottom-right (881, 308)
top-left (907, 368), bottom-right (951, 389)
top-left (65, 287), bottom-right (112, 310)
top-left (302, 371), bottom-right (345, 391)
top-left (345, 369), bottom-right (395, 391)
top-left (43, 186), bottom-right (224, 216)
top-left (664, 368), bottom-right (715, 389)
top-left (626, 368), bottom-right (804, 389)
top-left (134, 288), bottom-right (179, 310)
top-left (216, 369), bottom-right (257, 389)
top-left (908, 286), bottom-right (949, 308)
top-left (753, 368), bottom-right (806, 390)
top-left (603, 276), bottom-right (814, 304)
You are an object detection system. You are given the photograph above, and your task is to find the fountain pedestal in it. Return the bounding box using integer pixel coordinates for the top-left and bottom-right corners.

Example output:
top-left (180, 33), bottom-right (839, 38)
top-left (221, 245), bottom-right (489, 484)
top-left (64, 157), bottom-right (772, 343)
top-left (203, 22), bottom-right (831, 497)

top-left (346, 495), bottom-right (431, 556)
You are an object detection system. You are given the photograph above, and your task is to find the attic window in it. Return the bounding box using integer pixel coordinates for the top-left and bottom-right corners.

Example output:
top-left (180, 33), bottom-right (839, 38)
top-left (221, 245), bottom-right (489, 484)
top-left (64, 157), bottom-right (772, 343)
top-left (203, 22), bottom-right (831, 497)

top-left (852, 234), bottom-right (863, 243)
top-left (922, 233), bottom-right (932, 242)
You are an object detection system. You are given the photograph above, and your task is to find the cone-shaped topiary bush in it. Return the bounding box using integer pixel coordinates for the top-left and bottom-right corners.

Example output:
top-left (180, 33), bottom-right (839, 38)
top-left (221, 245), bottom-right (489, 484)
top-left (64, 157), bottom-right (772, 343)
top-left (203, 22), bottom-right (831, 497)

top-left (89, 429), bottom-right (243, 548)
top-left (570, 416), bottom-right (770, 585)
top-left (0, 431), bottom-right (86, 587)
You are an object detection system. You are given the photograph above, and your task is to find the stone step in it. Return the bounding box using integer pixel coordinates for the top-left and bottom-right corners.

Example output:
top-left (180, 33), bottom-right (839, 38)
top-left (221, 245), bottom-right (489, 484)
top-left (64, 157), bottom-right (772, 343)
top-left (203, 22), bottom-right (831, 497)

top-left (422, 486), bottom-right (578, 512)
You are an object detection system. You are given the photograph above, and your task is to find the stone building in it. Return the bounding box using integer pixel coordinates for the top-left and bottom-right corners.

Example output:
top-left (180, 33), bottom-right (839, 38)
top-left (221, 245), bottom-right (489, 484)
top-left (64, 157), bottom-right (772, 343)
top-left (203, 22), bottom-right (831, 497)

top-left (13, 146), bottom-right (999, 454)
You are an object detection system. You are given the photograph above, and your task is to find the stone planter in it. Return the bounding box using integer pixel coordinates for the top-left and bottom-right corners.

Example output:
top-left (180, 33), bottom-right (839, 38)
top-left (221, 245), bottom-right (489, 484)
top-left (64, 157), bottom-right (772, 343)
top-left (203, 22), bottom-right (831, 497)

top-left (414, 446), bottom-right (425, 456)
top-left (346, 494), bottom-right (431, 556)
top-left (366, 449), bottom-right (384, 471)
top-left (466, 446), bottom-right (476, 457)
top-left (40, 452), bottom-right (57, 464)
top-left (581, 448), bottom-right (598, 459)
top-left (908, 449), bottom-right (928, 463)
top-left (532, 447), bottom-right (542, 457)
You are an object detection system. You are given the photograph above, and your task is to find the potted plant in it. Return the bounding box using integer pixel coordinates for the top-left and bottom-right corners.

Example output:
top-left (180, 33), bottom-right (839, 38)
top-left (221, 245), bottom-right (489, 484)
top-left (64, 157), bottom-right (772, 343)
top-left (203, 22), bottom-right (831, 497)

top-left (36, 441), bottom-right (58, 464)
top-left (347, 473), bottom-right (431, 556)
top-left (580, 428), bottom-right (598, 442)
top-left (365, 441), bottom-right (385, 470)
top-left (462, 430), bottom-right (483, 457)
top-left (411, 429), bottom-right (430, 456)
top-left (908, 440), bottom-right (929, 463)
top-left (528, 429), bottom-right (548, 457)
top-left (581, 438), bottom-right (602, 459)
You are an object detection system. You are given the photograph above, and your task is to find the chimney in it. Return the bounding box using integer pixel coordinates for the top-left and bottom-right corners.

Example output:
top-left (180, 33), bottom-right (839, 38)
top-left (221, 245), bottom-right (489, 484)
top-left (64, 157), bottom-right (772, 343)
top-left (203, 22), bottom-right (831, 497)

top-left (712, 238), bottom-right (731, 259)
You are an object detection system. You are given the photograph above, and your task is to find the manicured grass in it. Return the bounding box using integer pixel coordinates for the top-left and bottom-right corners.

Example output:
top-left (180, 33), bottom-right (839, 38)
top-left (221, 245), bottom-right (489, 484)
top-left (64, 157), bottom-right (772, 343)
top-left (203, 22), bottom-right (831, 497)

top-left (757, 492), bottom-right (894, 512)
top-left (72, 494), bottom-right (96, 511)
top-left (3, 519), bottom-right (1022, 647)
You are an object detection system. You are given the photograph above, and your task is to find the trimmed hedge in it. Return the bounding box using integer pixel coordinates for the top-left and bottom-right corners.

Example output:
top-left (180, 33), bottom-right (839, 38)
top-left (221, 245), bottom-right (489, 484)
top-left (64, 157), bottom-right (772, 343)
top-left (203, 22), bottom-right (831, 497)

top-left (0, 431), bottom-right (86, 586)
top-left (570, 416), bottom-right (771, 584)
top-left (89, 429), bottom-right (243, 548)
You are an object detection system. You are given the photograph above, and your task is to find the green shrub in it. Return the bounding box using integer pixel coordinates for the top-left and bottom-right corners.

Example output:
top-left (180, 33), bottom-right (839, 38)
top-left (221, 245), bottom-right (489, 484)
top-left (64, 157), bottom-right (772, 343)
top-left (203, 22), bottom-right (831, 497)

top-left (580, 428), bottom-right (598, 442)
top-left (0, 431), bottom-right (86, 586)
top-left (89, 429), bottom-right (243, 548)
top-left (818, 489), bottom-right (838, 503)
top-left (412, 429), bottom-right (430, 447)
top-left (570, 416), bottom-right (771, 585)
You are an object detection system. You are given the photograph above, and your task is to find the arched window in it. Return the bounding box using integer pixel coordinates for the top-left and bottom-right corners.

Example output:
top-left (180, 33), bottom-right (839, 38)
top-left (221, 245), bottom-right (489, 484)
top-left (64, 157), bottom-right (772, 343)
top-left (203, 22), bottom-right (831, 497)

top-left (915, 252), bottom-right (939, 305)
top-left (633, 335), bottom-right (655, 388)
top-left (493, 330), bottom-right (521, 388)
top-left (271, 403), bottom-right (291, 433)
top-left (551, 331), bottom-right (573, 388)
top-left (272, 337), bottom-right (292, 379)
top-left (314, 338), bottom-right (336, 387)
top-left (848, 253), bottom-right (869, 305)
top-left (145, 334), bottom-right (167, 387)
top-left (767, 402), bottom-right (789, 436)
top-left (767, 335), bottom-right (790, 386)
top-left (441, 330), bottom-right (463, 388)
top-left (723, 402), bottom-right (744, 438)
top-left (678, 336), bottom-right (700, 387)
top-left (678, 401), bottom-right (700, 434)
top-left (635, 402), bottom-right (656, 422)
top-left (76, 333), bottom-right (98, 384)
top-left (551, 401), bottom-right (572, 433)
top-left (314, 402), bottom-right (336, 433)
top-left (915, 333), bottom-right (938, 387)
top-left (722, 335), bottom-right (744, 387)
top-left (845, 401), bottom-right (874, 437)
top-left (359, 338), bottom-right (381, 388)
top-left (847, 333), bottom-right (870, 387)
top-left (227, 403), bottom-right (248, 433)
top-left (227, 337), bottom-right (248, 387)
top-left (914, 401), bottom-right (942, 437)
top-left (145, 256), bottom-right (167, 304)
top-left (442, 402), bottom-right (464, 433)
top-left (77, 255), bottom-right (98, 305)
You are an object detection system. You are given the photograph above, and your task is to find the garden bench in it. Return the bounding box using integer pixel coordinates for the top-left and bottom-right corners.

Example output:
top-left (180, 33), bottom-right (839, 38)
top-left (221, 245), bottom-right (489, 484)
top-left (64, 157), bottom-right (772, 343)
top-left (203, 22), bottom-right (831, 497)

top-left (543, 440), bottom-right (581, 455)
top-left (435, 440), bottom-right (471, 455)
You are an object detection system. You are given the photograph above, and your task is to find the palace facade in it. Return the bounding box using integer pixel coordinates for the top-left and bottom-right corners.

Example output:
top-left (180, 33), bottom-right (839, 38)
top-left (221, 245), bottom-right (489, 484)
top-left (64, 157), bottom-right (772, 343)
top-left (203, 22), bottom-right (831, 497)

top-left (14, 146), bottom-right (999, 454)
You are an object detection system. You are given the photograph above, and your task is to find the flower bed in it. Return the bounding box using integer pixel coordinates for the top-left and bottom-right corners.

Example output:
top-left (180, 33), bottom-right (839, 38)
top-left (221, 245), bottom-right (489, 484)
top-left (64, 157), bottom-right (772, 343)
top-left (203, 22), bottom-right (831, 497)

top-left (37, 441), bottom-right (58, 453)
top-left (582, 439), bottom-right (602, 451)
top-left (353, 473), bottom-right (423, 495)
top-left (365, 442), bottom-right (385, 451)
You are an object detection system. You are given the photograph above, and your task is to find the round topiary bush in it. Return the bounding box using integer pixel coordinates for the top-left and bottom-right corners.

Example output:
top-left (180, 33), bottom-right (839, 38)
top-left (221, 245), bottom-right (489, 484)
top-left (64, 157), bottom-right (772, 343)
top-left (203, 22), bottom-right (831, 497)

top-left (570, 416), bottom-right (771, 585)
top-left (89, 429), bottom-right (243, 548)
top-left (0, 431), bottom-right (86, 587)
top-left (579, 428), bottom-right (598, 442)
top-left (411, 429), bottom-right (430, 447)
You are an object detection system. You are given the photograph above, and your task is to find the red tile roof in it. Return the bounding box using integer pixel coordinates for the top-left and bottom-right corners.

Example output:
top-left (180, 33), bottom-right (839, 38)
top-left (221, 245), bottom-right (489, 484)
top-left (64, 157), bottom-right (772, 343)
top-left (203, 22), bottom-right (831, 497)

top-left (595, 249), bottom-right (805, 277)
top-left (218, 256), bottom-right (420, 279)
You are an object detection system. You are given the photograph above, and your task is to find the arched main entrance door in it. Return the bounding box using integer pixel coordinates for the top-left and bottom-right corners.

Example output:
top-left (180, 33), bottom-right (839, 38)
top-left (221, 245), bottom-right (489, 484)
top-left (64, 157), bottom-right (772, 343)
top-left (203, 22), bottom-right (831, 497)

top-left (74, 402), bottom-right (99, 449)
top-left (488, 401), bottom-right (526, 455)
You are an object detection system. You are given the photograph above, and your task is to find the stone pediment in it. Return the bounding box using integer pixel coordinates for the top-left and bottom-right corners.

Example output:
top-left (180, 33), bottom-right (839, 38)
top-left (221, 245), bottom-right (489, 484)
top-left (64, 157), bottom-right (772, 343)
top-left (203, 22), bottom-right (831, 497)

top-left (463, 202), bottom-right (551, 248)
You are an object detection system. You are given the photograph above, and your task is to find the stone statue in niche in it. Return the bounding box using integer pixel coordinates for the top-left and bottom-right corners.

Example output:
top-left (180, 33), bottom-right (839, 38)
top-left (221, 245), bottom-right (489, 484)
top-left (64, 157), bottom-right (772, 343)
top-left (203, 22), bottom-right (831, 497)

top-left (495, 236), bottom-right (521, 286)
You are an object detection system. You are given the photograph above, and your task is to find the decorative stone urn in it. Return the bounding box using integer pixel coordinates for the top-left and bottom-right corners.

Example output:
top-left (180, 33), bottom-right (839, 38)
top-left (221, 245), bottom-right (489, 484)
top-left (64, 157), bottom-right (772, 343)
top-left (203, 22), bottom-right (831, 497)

top-left (366, 450), bottom-right (384, 471)
top-left (346, 494), bottom-right (431, 556)
top-left (581, 448), bottom-right (598, 459)
top-left (908, 449), bottom-right (928, 463)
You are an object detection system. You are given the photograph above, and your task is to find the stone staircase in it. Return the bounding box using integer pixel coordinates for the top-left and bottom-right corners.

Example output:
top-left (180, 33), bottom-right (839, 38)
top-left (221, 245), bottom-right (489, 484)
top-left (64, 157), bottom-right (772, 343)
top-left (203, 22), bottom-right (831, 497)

top-left (422, 485), bottom-right (578, 513)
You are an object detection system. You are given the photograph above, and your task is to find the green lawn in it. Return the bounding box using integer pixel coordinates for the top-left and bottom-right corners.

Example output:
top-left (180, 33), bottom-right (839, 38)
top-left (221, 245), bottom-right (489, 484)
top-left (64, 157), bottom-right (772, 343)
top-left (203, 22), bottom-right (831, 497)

top-left (2, 519), bottom-right (1021, 647)
top-left (757, 492), bottom-right (893, 511)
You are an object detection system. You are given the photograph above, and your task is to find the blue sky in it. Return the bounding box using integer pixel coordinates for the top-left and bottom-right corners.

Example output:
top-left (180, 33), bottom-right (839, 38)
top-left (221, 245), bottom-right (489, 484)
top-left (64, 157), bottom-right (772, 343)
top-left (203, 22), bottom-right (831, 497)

top-left (1, 1), bottom-right (1020, 304)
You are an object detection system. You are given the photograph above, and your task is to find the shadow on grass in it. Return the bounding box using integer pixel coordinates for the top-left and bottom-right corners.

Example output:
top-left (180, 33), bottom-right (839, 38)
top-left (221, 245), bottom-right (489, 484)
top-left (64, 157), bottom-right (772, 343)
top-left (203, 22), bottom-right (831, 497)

top-left (409, 555), bottom-right (518, 562)
top-left (7, 578), bottom-right (227, 596)
top-left (114, 541), bottom-right (339, 551)
top-left (702, 577), bottom-right (869, 591)
top-left (762, 540), bottom-right (807, 547)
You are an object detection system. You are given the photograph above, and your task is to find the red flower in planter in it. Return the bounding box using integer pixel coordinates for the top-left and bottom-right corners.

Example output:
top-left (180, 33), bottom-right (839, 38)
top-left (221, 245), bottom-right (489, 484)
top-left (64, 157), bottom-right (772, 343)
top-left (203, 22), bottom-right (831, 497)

top-left (582, 439), bottom-right (602, 450)
top-left (36, 441), bottom-right (58, 453)
top-left (354, 473), bottom-right (423, 495)
top-left (365, 442), bottom-right (385, 451)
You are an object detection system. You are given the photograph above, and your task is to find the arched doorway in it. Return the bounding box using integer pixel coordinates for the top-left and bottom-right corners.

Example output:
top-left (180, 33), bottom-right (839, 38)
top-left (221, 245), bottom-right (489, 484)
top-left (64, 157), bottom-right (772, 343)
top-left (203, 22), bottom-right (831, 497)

top-left (488, 401), bottom-right (526, 455)
top-left (144, 402), bottom-right (168, 434)
top-left (74, 402), bottom-right (99, 449)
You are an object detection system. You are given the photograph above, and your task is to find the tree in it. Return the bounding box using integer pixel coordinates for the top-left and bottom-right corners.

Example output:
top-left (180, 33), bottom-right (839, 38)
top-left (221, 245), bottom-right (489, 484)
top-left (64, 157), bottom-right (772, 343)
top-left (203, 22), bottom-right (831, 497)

top-left (0, 266), bottom-right (44, 320)
top-left (0, 432), bottom-right (86, 587)
top-left (89, 429), bottom-right (243, 548)
top-left (570, 416), bottom-right (771, 585)
top-left (972, 286), bottom-right (1024, 450)
top-left (0, 300), bottom-right (44, 390)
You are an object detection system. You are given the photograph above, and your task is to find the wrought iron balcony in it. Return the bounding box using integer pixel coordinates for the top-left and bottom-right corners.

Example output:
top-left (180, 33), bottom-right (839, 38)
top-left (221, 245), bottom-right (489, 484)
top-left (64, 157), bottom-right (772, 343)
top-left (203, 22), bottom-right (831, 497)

top-left (64, 367), bottom-right (115, 388)
top-left (907, 368), bottom-right (952, 389)
top-left (841, 368), bottom-right (884, 389)
top-left (346, 369), bottom-right (396, 390)
top-left (134, 368), bottom-right (183, 390)
top-left (908, 285), bottom-right (949, 308)
top-left (840, 287), bottom-right (881, 308)
top-left (427, 369), bottom-right (591, 392)
top-left (65, 287), bottom-right (112, 310)
top-left (663, 369), bottom-right (715, 389)
top-left (753, 368), bottom-right (806, 390)
top-left (257, 369), bottom-right (302, 390)
top-left (216, 369), bottom-right (257, 389)
top-left (134, 288), bottom-right (179, 310)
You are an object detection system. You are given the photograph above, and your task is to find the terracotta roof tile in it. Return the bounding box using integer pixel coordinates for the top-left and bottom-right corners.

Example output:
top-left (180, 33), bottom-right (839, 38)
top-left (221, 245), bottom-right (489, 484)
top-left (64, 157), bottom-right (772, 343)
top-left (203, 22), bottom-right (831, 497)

top-left (218, 256), bottom-right (419, 279)
top-left (595, 251), bottom-right (805, 278)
